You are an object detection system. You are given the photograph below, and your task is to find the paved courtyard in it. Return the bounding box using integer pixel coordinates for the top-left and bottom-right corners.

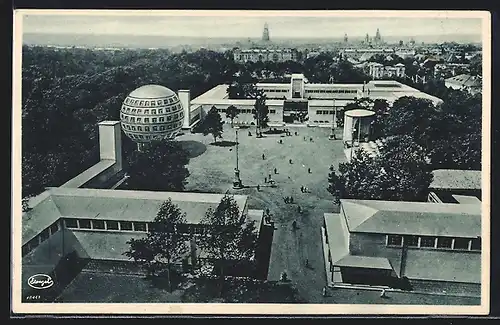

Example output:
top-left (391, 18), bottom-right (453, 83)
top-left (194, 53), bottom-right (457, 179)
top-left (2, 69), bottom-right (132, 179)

top-left (177, 124), bottom-right (346, 303)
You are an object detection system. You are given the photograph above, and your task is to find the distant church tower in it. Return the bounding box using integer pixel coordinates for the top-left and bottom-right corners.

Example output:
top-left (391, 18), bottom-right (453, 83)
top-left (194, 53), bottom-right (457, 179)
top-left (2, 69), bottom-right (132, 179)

top-left (344, 33), bottom-right (348, 43)
top-left (262, 23), bottom-right (270, 42)
top-left (375, 28), bottom-right (382, 43)
top-left (365, 33), bottom-right (370, 44)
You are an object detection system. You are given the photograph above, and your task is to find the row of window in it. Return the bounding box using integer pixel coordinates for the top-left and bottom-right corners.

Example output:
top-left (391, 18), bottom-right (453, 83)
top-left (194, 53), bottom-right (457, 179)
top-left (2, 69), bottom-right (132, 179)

top-left (306, 89), bottom-right (358, 94)
top-left (22, 221), bottom-right (61, 257)
top-left (312, 120), bottom-right (334, 124)
top-left (121, 111), bottom-right (183, 124)
top-left (216, 109), bottom-right (277, 114)
top-left (316, 110), bottom-right (336, 115)
top-left (124, 97), bottom-right (178, 107)
top-left (386, 234), bottom-right (481, 251)
top-left (127, 133), bottom-right (172, 140)
top-left (262, 89), bottom-right (288, 93)
top-left (121, 104), bottom-right (182, 115)
top-left (122, 122), bottom-right (182, 133)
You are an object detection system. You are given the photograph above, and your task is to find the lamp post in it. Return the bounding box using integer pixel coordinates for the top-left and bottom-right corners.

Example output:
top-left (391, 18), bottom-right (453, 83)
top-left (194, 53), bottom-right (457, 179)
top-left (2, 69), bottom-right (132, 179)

top-left (329, 99), bottom-right (337, 140)
top-left (233, 129), bottom-right (243, 189)
top-left (256, 95), bottom-right (263, 138)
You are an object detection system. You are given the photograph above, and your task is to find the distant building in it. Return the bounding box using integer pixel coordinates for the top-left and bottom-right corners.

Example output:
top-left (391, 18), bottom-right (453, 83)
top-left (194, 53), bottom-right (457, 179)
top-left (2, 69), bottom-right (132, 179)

top-left (233, 48), bottom-right (298, 63)
top-left (181, 75), bottom-right (442, 129)
top-left (445, 74), bottom-right (482, 94)
top-left (367, 62), bottom-right (406, 79)
top-left (262, 22), bottom-right (270, 42)
top-left (342, 48), bottom-right (395, 61)
top-left (322, 199), bottom-right (481, 296)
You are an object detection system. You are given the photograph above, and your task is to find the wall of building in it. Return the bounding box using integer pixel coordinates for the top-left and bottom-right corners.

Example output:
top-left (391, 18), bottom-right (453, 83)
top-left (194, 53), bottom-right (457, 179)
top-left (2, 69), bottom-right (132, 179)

top-left (201, 103), bottom-right (284, 125)
top-left (409, 279), bottom-right (481, 297)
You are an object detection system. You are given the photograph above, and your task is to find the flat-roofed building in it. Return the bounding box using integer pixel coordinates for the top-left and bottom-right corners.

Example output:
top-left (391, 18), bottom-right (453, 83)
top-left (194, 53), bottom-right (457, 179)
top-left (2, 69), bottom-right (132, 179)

top-left (322, 199), bottom-right (482, 296)
top-left (22, 187), bottom-right (271, 301)
top-left (445, 74), bottom-right (482, 95)
top-left (428, 169), bottom-right (482, 204)
top-left (181, 74), bottom-right (442, 128)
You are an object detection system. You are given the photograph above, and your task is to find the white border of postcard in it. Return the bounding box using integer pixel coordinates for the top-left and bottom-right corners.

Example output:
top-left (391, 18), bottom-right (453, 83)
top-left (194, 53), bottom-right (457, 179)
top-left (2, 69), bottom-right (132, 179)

top-left (11, 9), bottom-right (491, 315)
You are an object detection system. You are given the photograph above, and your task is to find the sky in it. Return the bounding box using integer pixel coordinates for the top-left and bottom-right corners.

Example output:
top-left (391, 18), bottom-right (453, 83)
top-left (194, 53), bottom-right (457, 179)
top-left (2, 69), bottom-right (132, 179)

top-left (21, 11), bottom-right (483, 39)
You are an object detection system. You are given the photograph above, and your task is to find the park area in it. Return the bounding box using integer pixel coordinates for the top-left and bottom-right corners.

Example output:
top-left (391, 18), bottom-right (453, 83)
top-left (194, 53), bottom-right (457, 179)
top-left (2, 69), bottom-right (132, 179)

top-left (54, 124), bottom-right (480, 305)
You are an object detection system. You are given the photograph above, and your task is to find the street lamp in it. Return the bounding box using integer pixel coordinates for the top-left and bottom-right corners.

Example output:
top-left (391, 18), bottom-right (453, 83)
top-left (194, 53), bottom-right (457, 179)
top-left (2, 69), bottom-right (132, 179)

top-left (233, 129), bottom-right (243, 189)
top-left (256, 95), bottom-right (263, 138)
top-left (329, 99), bottom-right (337, 140)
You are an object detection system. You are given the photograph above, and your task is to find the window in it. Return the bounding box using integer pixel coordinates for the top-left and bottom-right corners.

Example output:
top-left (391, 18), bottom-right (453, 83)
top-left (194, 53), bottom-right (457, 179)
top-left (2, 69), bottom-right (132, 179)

top-left (145, 126), bottom-right (150, 132)
top-left (65, 219), bottom-right (78, 229)
top-left (405, 235), bottom-right (419, 247)
top-left (160, 117), bottom-right (164, 122)
top-left (136, 118), bottom-right (141, 123)
top-left (40, 228), bottom-right (50, 242)
top-left (139, 101), bottom-right (144, 106)
top-left (420, 236), bottom-right (436, 248)
top-left (158, 109), bottom-right (163, 114)
top-left (106, 220), bottom-right (119, 230)
top-left (317, 110), bottom-right (322, 115)
top-left (152, 118), bottom-right (157, 123)
top-left (145, 101), bottom-right (150, 107)
top-left (28, 237), bottom-right (39, 250)
top-left (132, 126), bottom-right (136, 131)
top-left (437, 237), bottom-right (453, 249)
top-left (130, 117), bottom-right (135, 122)
top-left (157, 100), bottom-right (163, 105)
top-left (167, 116), bottom-right (172, 121)
top-left (49, 222), bottom-right (59, 235)
top-left (160, 126), bottom-right (165, 131)
top-left (79, 219), bottom-right (91, 229)
top-left (137, 126), bottom-right (142, 131)
top-left (152, 110), bottom-right (156, 114)
top-left (132, 109), bottom-right (137, 113)
top-left (151, 101), bottom-right (156, 107)
top-left (92, 220), bottom-right (105, 230)
top-left (144, 110), bottom-right (149, 114)
top-left (165, 108), bottom-right (170, 112)
top-left (168, 98), bottom-right (174, 103)
top-left (471, 238), bottom-right (481, 251)
top-left (173, 113), bottom-right (178, 119)
top-left (120, 221), bottom-right (133, 231)
top-left (452, 238), bottom-right (469, 250)
top-left (153, 126), bottom-right (158, 131)
top-left (139, 135), bottom-right (144, 139)
top-left (134, 222), bottom-right (147, 232)
top-left (387, 234), bottom-right (403, 246)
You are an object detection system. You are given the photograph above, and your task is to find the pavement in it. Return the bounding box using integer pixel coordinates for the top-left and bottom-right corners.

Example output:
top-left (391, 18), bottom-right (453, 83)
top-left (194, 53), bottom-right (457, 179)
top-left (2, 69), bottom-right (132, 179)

top-left (178, 124), bottom-right (346, 303)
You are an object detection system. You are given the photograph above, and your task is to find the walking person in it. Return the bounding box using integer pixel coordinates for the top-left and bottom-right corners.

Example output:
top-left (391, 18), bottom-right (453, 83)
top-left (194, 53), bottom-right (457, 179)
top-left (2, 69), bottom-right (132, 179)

top-left (262, 153), bottom-right (265, 160)
top-left (274, 168), bottom-right (277, 174)
top-left (264, 177), bottom-right (267, 183)
top-left (292, 220), bottom-right (297, 230)
top-left (289, 159), bottom-right (293, 164)
top-left (308, 168), bottom-right (311, 174)
top-left (257, 185), bottom-right (260, 191)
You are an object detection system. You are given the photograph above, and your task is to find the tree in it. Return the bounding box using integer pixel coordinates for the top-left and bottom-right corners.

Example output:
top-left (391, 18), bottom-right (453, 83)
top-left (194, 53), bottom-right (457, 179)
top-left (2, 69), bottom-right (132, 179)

top-left (200, 106), bottom-right (224, 143)
top-left (126, 140), bottom-right (190, 191)
top-left (226, 105), bottom-right (239, 127)
top-left (327, 135), bottom-right (433, 202)
top-left (199, 195), bottom-right (258, 295)
top-left (251, 89), bottom-right (269, 130)
top-left (124, 199), bottom-right (189, 291)
top-left (383, 96), bottom-right (441, 148)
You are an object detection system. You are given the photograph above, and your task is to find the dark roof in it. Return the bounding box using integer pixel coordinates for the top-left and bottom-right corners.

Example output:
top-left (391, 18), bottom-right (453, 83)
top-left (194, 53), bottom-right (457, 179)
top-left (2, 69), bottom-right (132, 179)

top-left (340, 199), bottom-right (481, 237)
top-left (430, 169), bottom-right (482, 190)
top-left (335, 255), bottom-right (394, 270)
top-left (445, 74), bottom-right (482, 87)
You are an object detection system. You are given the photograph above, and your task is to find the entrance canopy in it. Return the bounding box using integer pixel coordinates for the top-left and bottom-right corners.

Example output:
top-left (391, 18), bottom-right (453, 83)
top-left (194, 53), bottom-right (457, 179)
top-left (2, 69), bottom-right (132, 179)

top-left (344, 109), bottom-right (375, 118)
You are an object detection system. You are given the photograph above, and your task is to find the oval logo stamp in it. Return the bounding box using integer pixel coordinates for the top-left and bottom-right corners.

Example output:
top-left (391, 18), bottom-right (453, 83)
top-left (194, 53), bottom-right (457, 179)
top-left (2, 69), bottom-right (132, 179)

top-left (27, 274), bottom-right (54, 290)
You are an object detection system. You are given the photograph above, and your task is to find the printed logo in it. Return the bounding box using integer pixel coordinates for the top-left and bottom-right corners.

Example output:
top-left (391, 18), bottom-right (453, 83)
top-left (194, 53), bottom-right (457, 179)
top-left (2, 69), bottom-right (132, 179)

top-left (27, 274), bottom-right (54, 290)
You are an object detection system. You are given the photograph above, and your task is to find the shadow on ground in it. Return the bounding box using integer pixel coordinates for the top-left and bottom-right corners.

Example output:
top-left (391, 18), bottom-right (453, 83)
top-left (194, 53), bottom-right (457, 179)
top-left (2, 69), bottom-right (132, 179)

top-left (210, 140), bottom-right (237, 147)
top-left (178, 140), bottom-right (207, 158)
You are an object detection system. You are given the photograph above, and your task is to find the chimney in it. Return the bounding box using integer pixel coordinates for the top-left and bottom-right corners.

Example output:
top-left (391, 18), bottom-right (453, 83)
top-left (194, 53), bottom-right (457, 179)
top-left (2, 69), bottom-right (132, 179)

top-left (98, 121), bottom-right (122, 171)
top-left (178, 90), bottom-right (191, 129)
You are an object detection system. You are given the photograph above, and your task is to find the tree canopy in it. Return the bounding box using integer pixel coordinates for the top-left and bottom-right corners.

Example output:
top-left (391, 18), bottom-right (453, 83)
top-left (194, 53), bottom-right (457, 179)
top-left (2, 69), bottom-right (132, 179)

top-left (225, 105), bottom-right (239, 127)
top-left (252, 89), bottom-right (270, 129)
top-left (125, 140), bottom-right (190, 191)
top-left (124, 198), bottom-right (189, 291)
top-left (199, 106), bottom-right (224, 143)
top-left (328, 135), bottom-right (433, 202)
top-left (200, 194), bottom-right (258, 287)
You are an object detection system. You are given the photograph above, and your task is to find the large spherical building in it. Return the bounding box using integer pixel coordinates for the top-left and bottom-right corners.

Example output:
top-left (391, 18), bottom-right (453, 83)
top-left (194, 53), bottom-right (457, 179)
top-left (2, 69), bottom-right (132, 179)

top-left (120, 85), bottom-right (185, 144)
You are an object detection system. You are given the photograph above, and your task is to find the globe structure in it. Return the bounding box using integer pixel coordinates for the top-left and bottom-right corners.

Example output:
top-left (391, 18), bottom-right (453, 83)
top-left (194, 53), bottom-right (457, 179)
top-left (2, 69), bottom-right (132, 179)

top-left (120, 84), bottom-right (184, 144)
